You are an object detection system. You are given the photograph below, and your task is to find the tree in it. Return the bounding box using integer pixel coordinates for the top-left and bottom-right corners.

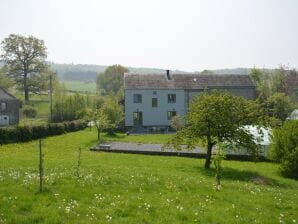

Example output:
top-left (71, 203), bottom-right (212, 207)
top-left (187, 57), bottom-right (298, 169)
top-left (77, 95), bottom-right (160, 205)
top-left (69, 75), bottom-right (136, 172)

top-left (28, 68), bottom-right (58, 93)
top-left (0, 67), bottom-right (14, 89)
top-left (265, 92), bottom-right (293, 122)
top-left (96, 64), bottom-right (128, 95)
top-left (101, 96), bottom-right (123, 133)
top-left (90, 108), bottom-right (114, 143)
top-left (1, 34), bottom-right (47, 102)
top-left (170, 115), bottom-right (184, 131)
top-left (168, 91), bottom-right (266, 168)
top-left (269, 120), bottom-right (298, 179)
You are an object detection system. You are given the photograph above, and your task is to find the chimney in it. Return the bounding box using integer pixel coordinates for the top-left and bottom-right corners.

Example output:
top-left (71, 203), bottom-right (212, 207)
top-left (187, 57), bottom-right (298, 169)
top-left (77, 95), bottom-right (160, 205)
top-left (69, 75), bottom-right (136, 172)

top-left (166, 69), bottom-right (171, 80)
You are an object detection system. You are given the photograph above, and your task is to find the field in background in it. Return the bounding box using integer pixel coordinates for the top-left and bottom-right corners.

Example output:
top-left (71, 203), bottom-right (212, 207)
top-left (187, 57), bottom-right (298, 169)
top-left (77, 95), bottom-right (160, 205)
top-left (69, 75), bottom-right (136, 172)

top-left (0, 128), bottom-right (297, 224)
top-left (62, 81), bottom-right (97, 93)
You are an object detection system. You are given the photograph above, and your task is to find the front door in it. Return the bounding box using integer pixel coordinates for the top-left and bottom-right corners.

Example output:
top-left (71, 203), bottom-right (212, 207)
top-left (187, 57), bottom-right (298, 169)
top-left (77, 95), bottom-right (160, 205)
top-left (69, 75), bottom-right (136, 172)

top-left (133, 112), bottom-right (143, 126)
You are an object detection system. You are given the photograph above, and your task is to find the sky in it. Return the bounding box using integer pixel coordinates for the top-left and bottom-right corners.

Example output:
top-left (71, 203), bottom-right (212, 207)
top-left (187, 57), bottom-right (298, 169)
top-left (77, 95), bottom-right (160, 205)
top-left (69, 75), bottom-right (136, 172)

top-left (0, 0), bottom-right (297, 72)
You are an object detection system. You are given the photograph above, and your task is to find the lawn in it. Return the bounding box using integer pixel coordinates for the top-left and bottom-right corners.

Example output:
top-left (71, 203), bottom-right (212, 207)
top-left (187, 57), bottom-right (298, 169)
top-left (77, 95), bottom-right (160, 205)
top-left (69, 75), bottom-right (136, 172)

top-left (0, 129), bottom-right (297, 224)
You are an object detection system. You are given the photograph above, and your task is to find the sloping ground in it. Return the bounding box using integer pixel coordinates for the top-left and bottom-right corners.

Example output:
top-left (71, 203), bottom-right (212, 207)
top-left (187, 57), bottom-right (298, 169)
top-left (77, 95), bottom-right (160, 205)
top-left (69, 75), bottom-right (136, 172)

top-left (0, 129), bottom-right (297, 224)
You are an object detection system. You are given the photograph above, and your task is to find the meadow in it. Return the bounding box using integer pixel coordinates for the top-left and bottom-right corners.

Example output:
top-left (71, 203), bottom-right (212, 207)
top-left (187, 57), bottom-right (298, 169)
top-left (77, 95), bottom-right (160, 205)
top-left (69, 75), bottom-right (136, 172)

top-left (62, 81), bottom-right (97, 93)
top-left (0, 128), bottom-right (297, 224)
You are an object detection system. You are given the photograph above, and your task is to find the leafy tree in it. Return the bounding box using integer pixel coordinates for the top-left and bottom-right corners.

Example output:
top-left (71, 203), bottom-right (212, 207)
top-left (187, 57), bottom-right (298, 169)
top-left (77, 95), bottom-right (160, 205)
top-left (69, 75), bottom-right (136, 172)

top-left (90, 108), bottom-right (114, 143)
top-left (101, 96), bottom-right (123, 133)
top-left (269, 120), bottom-right (298, 179)
top-left (96, 64), bottom-right (128, 95)
top-left (168, 91), bottom-right (266, 168)
top-left (28, 68), bottom-right (59, 93)
top-left (52, 85), bottom-right (88, 122)
top-left (0, 67), bottom-right (14, 89)
top-left (265, 92), bottom-right (293, 122)
top-left (250, 68), bottom-right (271, 102)
top-left (170, 115), bottom-right (184, 131)
top-left (1, 34), bottom-right (47, 102)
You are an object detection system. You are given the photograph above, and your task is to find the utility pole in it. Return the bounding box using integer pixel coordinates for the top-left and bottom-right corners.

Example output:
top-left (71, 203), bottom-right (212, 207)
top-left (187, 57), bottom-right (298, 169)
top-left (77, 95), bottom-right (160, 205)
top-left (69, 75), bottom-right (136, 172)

top-left (50, 73), bottom-right (53, 122)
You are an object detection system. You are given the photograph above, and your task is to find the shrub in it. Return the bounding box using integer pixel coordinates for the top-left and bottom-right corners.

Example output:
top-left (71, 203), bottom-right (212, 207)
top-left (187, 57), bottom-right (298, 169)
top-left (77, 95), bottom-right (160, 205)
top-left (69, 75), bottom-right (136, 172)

top-left (269, 120), bottom-right (298, 179)
top-left (0, 120), bottom-right (87, 144)
top-left (22, 106), bottom-right (37, 118)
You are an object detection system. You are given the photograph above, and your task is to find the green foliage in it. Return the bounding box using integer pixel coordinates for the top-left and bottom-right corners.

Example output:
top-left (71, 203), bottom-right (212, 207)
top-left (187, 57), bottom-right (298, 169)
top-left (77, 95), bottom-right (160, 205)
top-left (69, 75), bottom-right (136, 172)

top-left (170, 115), bottom-right (184, 131)
top-left (169, 91), bottom-right (267, 168)
top-left (101, 96), bottom-right (123, 132)
top-left (0, 67), bottom-right (14, 89)
top-left (269, 120), bottom-right (298, 179)
top-left (89, 108), bottom-right (114, 143)
top-left (212, 143), bottom-right (226, 190)
top-left (264, 92), bottom-right (293, 122)
top-left (22, 105), bottom-right (37, 118)
top-left (0, 129), bottom-right (297, 223)
top-left (1, 34), bottom-right (48, 102)
top-left (52, 85), bottom-right (89, 122)
top-left (0, 120), bottom-right (87, 144)
top-left (250, 67), bottom-right (298, 103)
top-left (96, 64), bottom-right (128, 95)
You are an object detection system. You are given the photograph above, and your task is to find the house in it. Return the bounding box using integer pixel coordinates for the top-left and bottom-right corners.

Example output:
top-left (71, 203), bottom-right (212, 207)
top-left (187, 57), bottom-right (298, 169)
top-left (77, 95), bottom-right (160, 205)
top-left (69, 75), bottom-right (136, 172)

top-left (0, 87), bottom-right (20, 126)
top-left (124, 71), bottom-right (256, 131)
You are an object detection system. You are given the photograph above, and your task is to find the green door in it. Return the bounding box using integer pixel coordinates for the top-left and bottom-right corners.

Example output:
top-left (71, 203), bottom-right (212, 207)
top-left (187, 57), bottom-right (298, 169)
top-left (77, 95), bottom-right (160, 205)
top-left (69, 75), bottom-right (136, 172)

top-left (133, 112), bottom-right (143, 126)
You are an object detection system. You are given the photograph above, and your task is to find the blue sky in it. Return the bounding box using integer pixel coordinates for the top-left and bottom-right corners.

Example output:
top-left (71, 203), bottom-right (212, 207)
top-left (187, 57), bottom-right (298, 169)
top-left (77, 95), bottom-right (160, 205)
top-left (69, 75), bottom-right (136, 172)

top-left (0, 0), bottom-right (297, 71)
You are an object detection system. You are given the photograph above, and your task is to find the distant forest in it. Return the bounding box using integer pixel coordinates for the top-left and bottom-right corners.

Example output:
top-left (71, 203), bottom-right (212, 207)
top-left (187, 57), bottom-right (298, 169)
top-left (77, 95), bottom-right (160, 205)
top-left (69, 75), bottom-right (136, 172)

top-left (49, 63), bottom-right (258, 82)
top-left (0, 60), bottom-right (281, 82)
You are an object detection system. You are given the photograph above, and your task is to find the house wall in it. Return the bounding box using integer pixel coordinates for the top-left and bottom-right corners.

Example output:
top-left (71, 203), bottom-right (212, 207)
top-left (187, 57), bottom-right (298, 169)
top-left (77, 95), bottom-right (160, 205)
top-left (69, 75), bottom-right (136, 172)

top-left (125, 89), bottom-right (186, 127)
top-left (187, 87), bottom-right (256, 103)
top-left (0, 100), bottom-right (20, 126)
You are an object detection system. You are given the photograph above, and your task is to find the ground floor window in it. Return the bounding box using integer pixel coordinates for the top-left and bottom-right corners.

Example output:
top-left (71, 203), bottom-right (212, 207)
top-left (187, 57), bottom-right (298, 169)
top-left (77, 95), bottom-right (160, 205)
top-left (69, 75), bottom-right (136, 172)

top-left (167, 111), bottom-right (177, 120)
top-left (133, 112), bottom-right (143, 126)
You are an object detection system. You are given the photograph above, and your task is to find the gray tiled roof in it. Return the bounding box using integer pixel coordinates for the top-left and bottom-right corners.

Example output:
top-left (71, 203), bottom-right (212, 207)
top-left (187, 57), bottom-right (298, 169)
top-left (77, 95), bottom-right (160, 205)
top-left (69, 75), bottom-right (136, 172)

top-left (0, 87), bottom-right (18, 100)
top-left (124, 73), bottom-right (255, 90)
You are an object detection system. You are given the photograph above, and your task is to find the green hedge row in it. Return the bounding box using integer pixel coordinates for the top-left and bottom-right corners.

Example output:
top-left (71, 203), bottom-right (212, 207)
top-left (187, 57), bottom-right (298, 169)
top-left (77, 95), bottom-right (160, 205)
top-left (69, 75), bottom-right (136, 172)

top-left (0, 120), bottom-right (87, 144)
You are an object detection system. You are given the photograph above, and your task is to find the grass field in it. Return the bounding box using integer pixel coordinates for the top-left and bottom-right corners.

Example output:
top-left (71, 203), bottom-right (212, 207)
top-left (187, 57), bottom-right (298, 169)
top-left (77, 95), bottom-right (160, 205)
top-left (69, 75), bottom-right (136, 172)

top-left (62, 81), bottom-right (97, 93)
top-left (0, 129), bottom-right (297, 224)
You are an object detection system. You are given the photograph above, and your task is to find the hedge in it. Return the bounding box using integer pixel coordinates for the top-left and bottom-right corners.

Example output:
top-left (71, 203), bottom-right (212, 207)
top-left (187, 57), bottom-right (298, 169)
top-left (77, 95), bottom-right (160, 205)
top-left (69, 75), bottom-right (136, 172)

top-left (0, 120), bottom-right (87, 144)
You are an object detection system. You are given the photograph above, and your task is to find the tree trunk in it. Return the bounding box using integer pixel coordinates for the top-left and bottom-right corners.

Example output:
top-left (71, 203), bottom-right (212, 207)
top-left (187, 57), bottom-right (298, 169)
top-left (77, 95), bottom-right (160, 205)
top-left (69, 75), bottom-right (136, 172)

top-left (24, 72), bottom-right (29, 103)
top-left (97, 129), bottom-right (100, 143)
top-left (204, 140), bottom-right (213, 169)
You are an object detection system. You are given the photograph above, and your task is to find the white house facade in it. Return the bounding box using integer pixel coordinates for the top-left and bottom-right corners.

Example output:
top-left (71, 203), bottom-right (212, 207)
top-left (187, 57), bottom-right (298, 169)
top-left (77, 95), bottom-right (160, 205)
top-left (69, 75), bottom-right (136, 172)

top-left (124, 71), bottom-right (256, 132)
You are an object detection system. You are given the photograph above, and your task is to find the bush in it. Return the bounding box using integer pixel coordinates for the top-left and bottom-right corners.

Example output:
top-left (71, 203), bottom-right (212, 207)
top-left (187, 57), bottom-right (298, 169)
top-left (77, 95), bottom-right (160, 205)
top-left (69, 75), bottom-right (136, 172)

top-left (0, 120), bottom-right (87, 144)
top-left (269, 120), bottom-right (298, 179)
top-left (22, 106), bottom-right (37, 118)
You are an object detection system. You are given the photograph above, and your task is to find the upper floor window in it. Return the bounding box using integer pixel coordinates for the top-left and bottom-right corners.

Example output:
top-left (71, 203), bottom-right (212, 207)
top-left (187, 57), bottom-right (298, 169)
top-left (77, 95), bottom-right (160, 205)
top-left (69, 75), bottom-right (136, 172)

top-left (167, 111), bottom-right (177, 120)
top-left (0, 102), bottom-right (6, 111)
top-left (168, 94), bottom-right (176, 103)
top-left (152, 98), bottom-right (158, 107)
top-left (133, 94), bottom-right (142, 103)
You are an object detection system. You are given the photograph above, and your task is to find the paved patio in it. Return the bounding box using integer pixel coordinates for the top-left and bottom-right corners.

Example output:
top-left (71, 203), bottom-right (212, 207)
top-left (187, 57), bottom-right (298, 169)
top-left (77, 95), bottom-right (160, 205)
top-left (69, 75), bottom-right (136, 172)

top-left (90, 142), bottom-right (267, 160)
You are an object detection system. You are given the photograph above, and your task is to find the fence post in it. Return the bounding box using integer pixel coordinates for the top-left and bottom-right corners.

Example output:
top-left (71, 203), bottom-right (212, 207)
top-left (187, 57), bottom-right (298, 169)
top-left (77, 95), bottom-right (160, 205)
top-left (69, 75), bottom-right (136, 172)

top-left (39, 139), bottom-right (43, 193)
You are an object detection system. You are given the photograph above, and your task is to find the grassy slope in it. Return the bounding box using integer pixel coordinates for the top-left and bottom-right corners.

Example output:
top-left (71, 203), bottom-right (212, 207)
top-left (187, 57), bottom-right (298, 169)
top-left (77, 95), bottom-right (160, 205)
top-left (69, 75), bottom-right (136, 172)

top-left (0, 129), bottom-right (297, 224)
top-left (62, 81), bottom-right (96, 93)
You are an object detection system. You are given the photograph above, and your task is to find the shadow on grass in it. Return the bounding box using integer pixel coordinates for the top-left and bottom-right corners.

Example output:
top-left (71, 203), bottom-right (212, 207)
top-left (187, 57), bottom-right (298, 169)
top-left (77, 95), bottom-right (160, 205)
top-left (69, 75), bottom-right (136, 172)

top-left (194, 166), bottom-right (289, 188)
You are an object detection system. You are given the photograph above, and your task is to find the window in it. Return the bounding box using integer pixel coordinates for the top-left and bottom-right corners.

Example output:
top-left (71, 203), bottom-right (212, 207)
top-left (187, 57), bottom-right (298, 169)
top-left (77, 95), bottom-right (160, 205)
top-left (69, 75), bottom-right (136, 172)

top-left (133, 94), bottom-right (142, 103)
top-left (0, 102), bottom-right (6, 111)
top-left (152, 98), bottom-right (158, 107)
top-left (152, 91), bottom-right (157, 95)
top-left (168, 94), bottom-right (176, 103)
top-left (167, 111), bottom-right (177, 120)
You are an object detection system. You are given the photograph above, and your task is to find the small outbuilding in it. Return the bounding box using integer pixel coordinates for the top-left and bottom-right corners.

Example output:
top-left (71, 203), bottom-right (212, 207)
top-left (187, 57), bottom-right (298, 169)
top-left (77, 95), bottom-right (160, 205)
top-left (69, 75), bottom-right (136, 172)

top-left (0, 87), bottom-right (20, 126)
